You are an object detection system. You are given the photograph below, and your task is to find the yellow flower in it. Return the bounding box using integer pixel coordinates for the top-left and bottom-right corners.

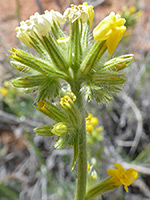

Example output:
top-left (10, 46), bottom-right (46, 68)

top-left (86, 113), bottom-right (93, 120)
top-left (107, 163), bottom-right (138, 192)
top-left (60, 91), bottom-right (76, 109)
top-left (90, 117), bottom-right (98, 126)
top-left (129, 6), bottom-right (137, 14)
top-left (86, 113), bottom-right (99, 132)
top-left (0, 87), bottom-right (8, 97)
top-left (96, 126), bottom-right (103, 133)
top-left (82, 2), bottom-right (94, 27)
top-left (86, 124), bottom-right (94, 132)
top-left (136, 11), bottom-right (143, 19)
top-left (65, 91), bottom-right (76, 102)
top-left (93, 12), bottom-right (126, 54)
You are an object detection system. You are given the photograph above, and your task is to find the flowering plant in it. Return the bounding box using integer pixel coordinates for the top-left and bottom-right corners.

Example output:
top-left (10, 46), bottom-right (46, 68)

top-left (8, 2), bottom-right (138, 200)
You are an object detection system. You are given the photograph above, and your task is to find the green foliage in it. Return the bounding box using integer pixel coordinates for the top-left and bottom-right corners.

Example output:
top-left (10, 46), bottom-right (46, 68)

top-left (0, 184), bottom-right (20, 200)
top-left (133, 144), bottom-right (150, 164)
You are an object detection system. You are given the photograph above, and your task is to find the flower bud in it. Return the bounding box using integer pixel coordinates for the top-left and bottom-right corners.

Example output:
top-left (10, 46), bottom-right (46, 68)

top-left (52, 122), bottom-right (67, 136)
top-left (104, 54), bottom-right (134, 71)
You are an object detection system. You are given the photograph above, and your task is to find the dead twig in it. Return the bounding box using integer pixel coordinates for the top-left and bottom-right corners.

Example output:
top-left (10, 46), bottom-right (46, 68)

top-left (119, 92), bottom-right (143, 155)
top-left (87, 0), bottom-right (107, 8)
top-left (0, 110), bottom-right (43, 128)
top-left (35, 0), bottom-right (44, 14)
top-left (132, 179), bottom-right (150, 198)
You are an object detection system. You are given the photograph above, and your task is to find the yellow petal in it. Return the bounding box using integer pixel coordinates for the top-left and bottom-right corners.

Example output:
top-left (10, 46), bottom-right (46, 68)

top-left (125, 168), bottom-right (138, 185)
top-left (124, 185), bottom-right (129, 192)
top-left (114, 163), bottom-right (125, 172)
top-left (116, 18), bottom-right (126, 26)
top-left (57, 37), bottom-right (70, 43)
top-left (107, 169), bottom-right (120, 178)
top-left (93, 23), bottom-right (112, 41)
top-left (106, 26), bottom-right (126, 54)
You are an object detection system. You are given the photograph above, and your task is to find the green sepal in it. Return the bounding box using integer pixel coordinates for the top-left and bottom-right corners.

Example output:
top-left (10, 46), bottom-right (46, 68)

top-left (34, 124), bottom-right (54, 136)
top-left (60, 102), bottom-right (82, 126)
top-left (92, 72), bottom-right (126, 86)
top-left (54, 129), bottom-right (77, 150)
top-left (103, 54), bottom-right (134, 71)
top-left (80, 40), bottom-right (106, 75)
top-left (69, 20), bottom-right (82, 74)
top-left (81, 22), bottom-right (89, 51)
top-left (42, 34), bottom-right (69, 72)
top-left (10, 60), bottom-right (34, 74)
top-left (11, 75), bottom-right (47, 88)
top-left (9, 48), bottom-right (63, 77)
top-left (35, 100), bottom-right (69, 123)
top-left (85, 177), bottom-right (118, 199)
top-left (51, 21), bottom-right (65, 40)
top-left (72, 135), bottom-right (78, 170)
top-left (29, 35), bottom-right (50, 60)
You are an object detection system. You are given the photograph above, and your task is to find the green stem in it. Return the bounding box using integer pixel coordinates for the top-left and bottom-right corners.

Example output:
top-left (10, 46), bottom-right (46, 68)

top-left (71, 83), bottom-right (87, 200)
top-left (75, 121), bottom-right (87, 200)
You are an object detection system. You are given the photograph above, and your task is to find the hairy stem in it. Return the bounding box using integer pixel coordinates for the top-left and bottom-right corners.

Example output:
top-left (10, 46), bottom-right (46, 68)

top-left (71, 83), bottom-right (87, 200)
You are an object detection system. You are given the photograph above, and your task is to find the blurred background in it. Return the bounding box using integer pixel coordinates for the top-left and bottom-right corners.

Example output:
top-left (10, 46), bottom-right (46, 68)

top-left (0, 0), bottom-right (150, 199)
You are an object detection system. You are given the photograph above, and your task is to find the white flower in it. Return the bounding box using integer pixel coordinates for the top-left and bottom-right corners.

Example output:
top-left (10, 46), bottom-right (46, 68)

top-left (63, 4), bottom-right (88, 23)
top-left (30, 12), bottom-right (52, 37)
top-left (44, 10), bottom-right (65, 25)
top-left (16, 10), bottom-right (65, 47)
top-left (16, 20), bottom-right (34, 47)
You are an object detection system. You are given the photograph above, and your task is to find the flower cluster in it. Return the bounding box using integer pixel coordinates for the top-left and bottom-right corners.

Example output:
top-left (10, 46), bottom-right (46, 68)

top-left (86, 113), bottom-right (104, 144)
top-left (86, 113), bottom-right (98, 132)
top-left (9, 3), bottom-right (137, 198)
top-left (16, 10), bottom-right (65, 47)
top-left (120, 6), bottom-right (143, 28)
